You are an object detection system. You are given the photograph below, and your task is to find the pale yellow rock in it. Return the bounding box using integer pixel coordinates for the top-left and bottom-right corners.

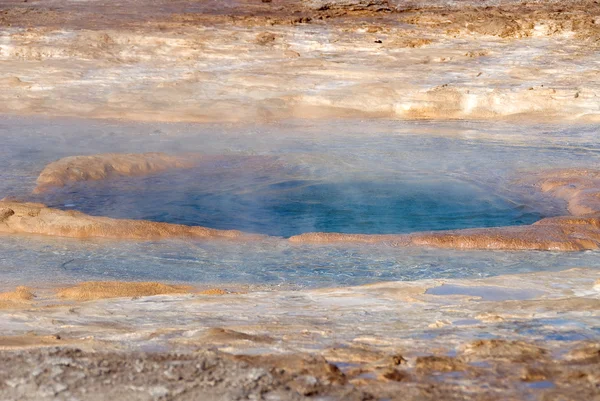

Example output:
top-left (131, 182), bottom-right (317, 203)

top-left (0, 286), bottom-right (35, 309)
top-left (0, 201), bottom-right (262, 241)
top-left (57, 281), bottom-right (192, 301)
top-left (34, 152), bottom-right (198, 193)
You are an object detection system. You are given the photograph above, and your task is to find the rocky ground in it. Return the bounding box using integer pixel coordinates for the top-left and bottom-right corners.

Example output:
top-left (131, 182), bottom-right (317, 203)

top-left (0, 269), bottom-right (599, 400)
top-left (0, 0), bottom-right (599, 122)
top-left (0, 342), bottom-right (599, 401)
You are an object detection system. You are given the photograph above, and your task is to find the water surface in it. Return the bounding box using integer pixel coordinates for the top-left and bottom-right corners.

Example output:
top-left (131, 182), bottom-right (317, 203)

top-left (38, 173), bottom-right (542, 237)
top-left (1, 116), bottom-right (599, 289)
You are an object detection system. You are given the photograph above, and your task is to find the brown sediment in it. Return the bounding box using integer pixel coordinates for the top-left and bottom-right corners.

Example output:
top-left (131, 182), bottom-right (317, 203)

top-left (565, 343), bottom-right (600, 364)
top-left (289, 169), bottom-right (600, 251)
top-left (290, 216), bottom-right (600, 251)
top-left (234, 353), bottom-right (348, 394)
top-left (459, 339), bottom-right (548, 363)
top-left (198, 328), bottom-right (275, 344)
top-left (399, 2), bottom-right (600, 40)
top-left (0, 201), bottom-right (261, 241)
top-left (0, 334), bottom-right (64, 350)
top-left (56, 281), bottom-right (192, 301)
top-left (198, 288), bottom-right (229, 296)
top-left (535, 169), bottom-right (600, 216)
top-left (33, 152), bottom-right (198, 193)
top-left (2, 0), bottom-right (599, 36)
top-left (408, 218), bottom-right (600, 251)
top-left (323, 345), bottom-right (392, 364)
top-left (0, 286), bottom-right (35, 309)
top-left (414, 355), bottom-right (468, 372)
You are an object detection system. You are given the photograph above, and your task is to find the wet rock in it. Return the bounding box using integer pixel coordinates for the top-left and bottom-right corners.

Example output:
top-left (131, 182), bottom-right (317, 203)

top-left (255, 32), bottom-right (276, 45)
top-left (1, 0), bottom-right (600, 124)
top-left (289, 219), bottom-right (600, 250)
top-left (565, 344), bottom-right (600, 364)
top-left (33, 153), bottom-right (283, 194)
top-left (235, 353), bottom-right (347, 390)
top-left (415, 356), bottom-right (468, 373)
top-left (402, 4), bottom-right (600, 40)
top-left (408, 221), bottom-right (600, 251)
top-left (304, 0), bottom-right (391, 12)
top-left (466, 16), bottom-right (523, 38)
top-left (33, 152), bottom-right (198, 193)
top-left (0, 334), bottom-right (64, 349)
top-left (324, 346), bottom-right (391, 364)
top-left (520, 366), bottom-right (550, 382)
top-left (391, 37), bottom-right (433, 48)
top-left (380, 368), bottom-right (408, 381)
top-left (0, 269), bottom-right (599, 399)
top-left (198, 288), bottom-right (229, 296)
top-left (201, 328), bottom-right (275, 344)
top-left (535, 169), bottom-right (600, 216)
top-left (0, 208), bottom-right (14, 222)
top-left (56, 281), bottom-right (192, 301)
top-left (0, 201), bottom-right (261, 241)
top-left (289, 374), bottom-right (320, 395)
top-left (460, 339), bottom-right (548, 363)
top-left (0, 286), bottom-right (35, 309)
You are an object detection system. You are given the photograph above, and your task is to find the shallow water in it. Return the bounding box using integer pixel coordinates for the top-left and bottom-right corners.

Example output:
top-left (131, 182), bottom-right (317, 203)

top-left (1, 115), bottom-right (600, 289)
top-left (1, 233), bottom-right (600, 289)
top-left (426, 284), bottom-right (544, 301)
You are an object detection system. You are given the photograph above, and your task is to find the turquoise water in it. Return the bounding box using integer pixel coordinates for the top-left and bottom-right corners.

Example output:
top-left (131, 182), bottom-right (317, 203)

top-left (1, 115), bottom-right (599, 288)
top-left (37, 172), bottom-right (542, 237)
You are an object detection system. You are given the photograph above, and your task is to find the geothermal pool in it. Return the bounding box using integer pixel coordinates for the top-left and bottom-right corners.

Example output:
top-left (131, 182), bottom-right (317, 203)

top-left (1, 115), bottom-right (600, 289)
top-left (37, 170), bottom-right (542, 237)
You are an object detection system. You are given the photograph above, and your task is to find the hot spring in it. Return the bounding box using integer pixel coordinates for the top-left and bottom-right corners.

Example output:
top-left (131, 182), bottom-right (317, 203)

top-left (1, 116), bottom-right (599, 288)
top-left (36, 169), bottom-right (542, 238)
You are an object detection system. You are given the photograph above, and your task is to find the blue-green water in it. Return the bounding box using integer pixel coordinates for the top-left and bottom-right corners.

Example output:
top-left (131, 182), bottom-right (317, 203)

top-left (37, 172), bottom-right (542, 237)
top-left (1, 115), bottom-right (599, 289)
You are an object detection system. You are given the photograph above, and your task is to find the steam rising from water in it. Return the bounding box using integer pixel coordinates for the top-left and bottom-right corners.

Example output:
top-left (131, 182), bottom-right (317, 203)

top-left (36, 171), bottom-right (543, 237)
top-left (1, 116), bottom-right (600, 288)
